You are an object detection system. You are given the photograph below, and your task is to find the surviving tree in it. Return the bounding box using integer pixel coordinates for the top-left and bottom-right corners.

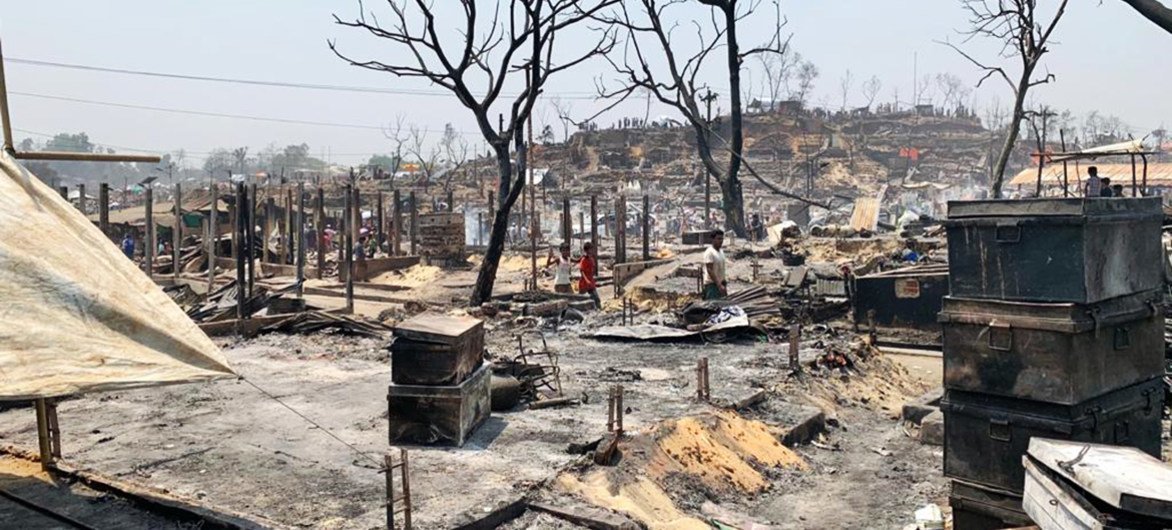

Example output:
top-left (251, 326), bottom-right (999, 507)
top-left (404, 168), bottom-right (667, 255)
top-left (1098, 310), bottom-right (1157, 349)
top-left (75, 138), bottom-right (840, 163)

top-left (945, 0), bottom-right (1070, 198)
top-left (331, 0), bottom-right (617, 305)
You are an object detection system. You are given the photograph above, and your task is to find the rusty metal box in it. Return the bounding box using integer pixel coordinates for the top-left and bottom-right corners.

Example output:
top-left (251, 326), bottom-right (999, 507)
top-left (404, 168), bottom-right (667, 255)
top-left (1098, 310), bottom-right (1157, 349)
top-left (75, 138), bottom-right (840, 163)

top-left (944, 197), bottom-right (1163, 304)
top-left (949, 479), bottom-right (1030, 530)
top-left (939, 291), bottom-right (1164, 404)
top-left (941, 377), bottom-right (1164, 493)
top-left (391, 314), bottom-right (484, 386)
top-left (387, 363), bottom-right (490, 447)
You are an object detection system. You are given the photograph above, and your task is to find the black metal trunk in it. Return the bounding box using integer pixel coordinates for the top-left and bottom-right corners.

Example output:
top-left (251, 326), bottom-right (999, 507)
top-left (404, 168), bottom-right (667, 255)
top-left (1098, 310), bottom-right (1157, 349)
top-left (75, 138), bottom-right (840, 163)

top-left (949, 480), bottom-right (1031, 530)
top-left (387, 363), bottom-right (491, 447)
top-left (941, 377), bottom-right (1165, 493)
top-left (944, 198), bottom-right (1163, 304)
top-left (853, 264), bottom-right (948, 329)
top-left (939, 290), bottom-right (1164, 404)
top-left (391, 315), bottom-right (485, 386)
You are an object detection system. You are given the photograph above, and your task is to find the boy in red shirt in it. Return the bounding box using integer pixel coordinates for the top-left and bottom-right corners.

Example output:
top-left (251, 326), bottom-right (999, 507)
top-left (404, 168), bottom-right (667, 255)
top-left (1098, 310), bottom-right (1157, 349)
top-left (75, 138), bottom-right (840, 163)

top-left (578, 242), bottom-right (600, 308)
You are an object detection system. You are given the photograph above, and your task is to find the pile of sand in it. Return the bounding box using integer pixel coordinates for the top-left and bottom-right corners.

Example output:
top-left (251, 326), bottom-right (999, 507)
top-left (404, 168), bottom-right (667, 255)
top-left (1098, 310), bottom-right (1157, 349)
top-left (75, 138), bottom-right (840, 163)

top-left (557, 473), bottom-right (707, 530)
top-left (466, 253), bottom-right (534, 273)
top-left (602, 286), bottom-right (696, 313)
top-left (799, 236), bottom-right (904, 265)
top-left (652, 411), bottom-right (807, 494)
top-left (370, 264), bottom-right (442, 287)
top-left (558, 410), bottom-right (807, 529)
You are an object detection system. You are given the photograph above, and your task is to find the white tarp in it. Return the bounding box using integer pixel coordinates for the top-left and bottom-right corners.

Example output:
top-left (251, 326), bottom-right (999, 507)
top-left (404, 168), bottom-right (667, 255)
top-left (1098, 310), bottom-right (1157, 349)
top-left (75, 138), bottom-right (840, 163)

top-left (0, 154), bottom-right (234, 399)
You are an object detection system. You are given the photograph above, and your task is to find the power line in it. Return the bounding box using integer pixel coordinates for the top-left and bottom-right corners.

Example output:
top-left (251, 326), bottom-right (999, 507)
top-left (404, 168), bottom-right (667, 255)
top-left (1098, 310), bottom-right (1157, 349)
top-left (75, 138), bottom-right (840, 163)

top-left (7, 57), bottom-right (599, 100)
top-left (9, 91), bottom-right (485, 135)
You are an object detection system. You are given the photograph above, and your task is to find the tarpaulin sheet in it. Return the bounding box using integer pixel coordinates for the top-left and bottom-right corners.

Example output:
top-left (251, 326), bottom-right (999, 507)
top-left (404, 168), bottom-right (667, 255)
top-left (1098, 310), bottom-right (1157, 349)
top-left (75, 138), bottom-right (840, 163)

top-left (585, 315), bottom-right (752, 342)
top-left (0, 154), bottom-right (234, 399)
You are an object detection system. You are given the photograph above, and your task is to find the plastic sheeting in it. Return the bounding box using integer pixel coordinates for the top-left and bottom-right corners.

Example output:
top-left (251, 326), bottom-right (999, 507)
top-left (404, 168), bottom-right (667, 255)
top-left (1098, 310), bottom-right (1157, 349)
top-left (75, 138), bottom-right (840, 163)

top-left (0, 154), bottom-right (234, 399)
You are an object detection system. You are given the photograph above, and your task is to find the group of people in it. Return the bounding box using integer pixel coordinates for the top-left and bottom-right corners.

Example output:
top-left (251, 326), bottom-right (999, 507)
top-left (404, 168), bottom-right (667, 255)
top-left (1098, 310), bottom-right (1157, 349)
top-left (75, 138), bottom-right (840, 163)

top-left (1083, 166), bottom-right (1127, 198)
top-left (546, 241), bottom-right (601, 307)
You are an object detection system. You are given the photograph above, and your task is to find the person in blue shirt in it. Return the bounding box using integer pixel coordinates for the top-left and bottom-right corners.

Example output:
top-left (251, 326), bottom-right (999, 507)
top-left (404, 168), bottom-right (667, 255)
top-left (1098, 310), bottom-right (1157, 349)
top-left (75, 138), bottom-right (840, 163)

top-left (121, 233), bottom-right (135, 260)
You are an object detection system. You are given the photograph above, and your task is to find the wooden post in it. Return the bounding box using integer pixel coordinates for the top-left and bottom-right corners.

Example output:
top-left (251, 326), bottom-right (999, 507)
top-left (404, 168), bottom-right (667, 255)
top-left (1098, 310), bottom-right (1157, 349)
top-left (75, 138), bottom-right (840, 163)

top-left (208, 182), bottom-right (218, 293)
top-left (144, 186), bottom-right (154, 279)
top-left (77, 183), bottom-right (86, 214)
top-left (58, 185), bottom-right (67, 200)
top-left (578, 210), bottom-right (584, 250)
top-left (344, 184), bottom-right (355, 313)
top-left (562, 196), bottom-right (571, 244)
top-left (377, 191), bottom-right (385, 256)
top-left (788, 323), bottom-right (801, 373)
top-left (285, 187), bottom-right (294, 264)
top-left (352, 186), bottom-right (362, 244)
top-left (34, 398), bottom-right (55, 470)
top-left (615, 195), bottom-right (626, 264)
top-left (98, 182), bottom-right (110, 237)
top-left (409, 191), bottom-right (418, 256)
top-left (590, 195), bottom-right (598, 249)
top-left (235, 182), bottom-right (247, 326)
top-left (477, 212), bottom-right (484, 247)
top-left (642, 194), bottom-right (650, 261)
top-left (393, 189), bottom-right (402, 256)
top-left (173, 183), bottom-right (182, 280)
top-left (315, 187), bottom-right (325, 279)
top-left (247, 183), bottom-right (257, 296)
top-left (296, 182), bottom-right (306, 298)
top-left (264, 195), bottom-right (275, 264)
top-left (447, 189), bottom-right (454, 213)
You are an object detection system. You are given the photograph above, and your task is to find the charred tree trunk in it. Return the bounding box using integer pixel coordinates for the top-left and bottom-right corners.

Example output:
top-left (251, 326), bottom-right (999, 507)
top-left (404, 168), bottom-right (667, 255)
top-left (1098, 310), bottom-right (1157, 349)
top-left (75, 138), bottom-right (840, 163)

top-left (1121, 0), bottom-right (1172, 34)
top-left (721, 4), bottom-right (748, 236)
top-left (991, 69), bottom-right (1034, 198)
top-left (471, 143), bottom-right (522, 306)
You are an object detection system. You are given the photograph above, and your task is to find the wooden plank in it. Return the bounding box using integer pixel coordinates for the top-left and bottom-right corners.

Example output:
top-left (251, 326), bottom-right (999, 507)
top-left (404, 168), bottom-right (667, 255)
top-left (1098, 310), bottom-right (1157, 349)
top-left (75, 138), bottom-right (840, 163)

top-left (1028, 438), bottom-right (1172, 519)
top-left (1022, 458), bottom-right (1104, 530)
top-left (528, 502), bottom-right (639, 530)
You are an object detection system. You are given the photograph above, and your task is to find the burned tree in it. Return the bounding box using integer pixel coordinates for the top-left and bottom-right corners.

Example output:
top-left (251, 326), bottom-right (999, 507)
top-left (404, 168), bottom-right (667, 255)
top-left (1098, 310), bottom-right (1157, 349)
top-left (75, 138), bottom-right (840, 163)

top-left (1121, 0), bottom-right (1172, 33)
top-left (331, 0), bottom-right (616, 305)
top-left (945, 0), bottom-right (1070, 198)
top-left (861, 75), bottom-right (882, 109)
top-left (598, 0), bottom-right (786, 237)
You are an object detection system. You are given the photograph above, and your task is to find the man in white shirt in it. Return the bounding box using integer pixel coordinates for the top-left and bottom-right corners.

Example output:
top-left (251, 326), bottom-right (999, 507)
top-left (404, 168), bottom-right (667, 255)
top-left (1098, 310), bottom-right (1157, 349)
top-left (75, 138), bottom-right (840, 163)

top-left (703, 230), bottom-right (727, 300)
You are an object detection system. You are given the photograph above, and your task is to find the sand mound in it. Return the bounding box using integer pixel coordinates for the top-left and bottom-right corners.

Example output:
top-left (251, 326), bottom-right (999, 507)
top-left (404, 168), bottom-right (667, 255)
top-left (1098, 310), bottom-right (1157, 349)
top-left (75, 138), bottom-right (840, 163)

top-left (603, 286), bottom-right (696, 313)
top-left (559, 410), bottom-right (807, 527)
top-left (557, 472), bottom-right (707, 530)
top-left (370, 264), bottom-right (441, 287)
top-left (652, 411), bottom-right (807, 494)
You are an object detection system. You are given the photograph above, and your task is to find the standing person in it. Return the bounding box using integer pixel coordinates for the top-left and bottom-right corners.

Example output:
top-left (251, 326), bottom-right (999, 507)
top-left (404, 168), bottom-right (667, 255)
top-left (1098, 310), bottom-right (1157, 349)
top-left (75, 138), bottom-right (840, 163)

top-left (121, 233), bottom-right (135, 260)
top-left (703, 230), bottom-right (728, 300)
top-left (353, 234), bottom-right (368, 282)
top-left (1084, 167), bottom-right (1102, 197)
top-left (1111, 184), bottom-right (1125, 198)
top-left (1100, 178), bottom-right (1114, 197)
top-left (578, 241), bottom-right (600, 308)
top-left (546, 243), bottom-right (573, 294)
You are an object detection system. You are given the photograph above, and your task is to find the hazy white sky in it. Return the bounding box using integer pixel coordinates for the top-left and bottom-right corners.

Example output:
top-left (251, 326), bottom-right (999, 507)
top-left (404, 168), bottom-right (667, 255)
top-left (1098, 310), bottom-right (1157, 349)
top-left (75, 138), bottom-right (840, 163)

top-left (1, 0), bottom-right (1168, 168)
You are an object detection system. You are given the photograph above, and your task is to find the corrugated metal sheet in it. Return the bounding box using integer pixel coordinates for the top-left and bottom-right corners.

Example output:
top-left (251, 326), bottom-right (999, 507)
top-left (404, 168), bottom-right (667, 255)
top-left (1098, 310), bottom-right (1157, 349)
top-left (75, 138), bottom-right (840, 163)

top-left (1009, 162), bottom-right (1172, 187)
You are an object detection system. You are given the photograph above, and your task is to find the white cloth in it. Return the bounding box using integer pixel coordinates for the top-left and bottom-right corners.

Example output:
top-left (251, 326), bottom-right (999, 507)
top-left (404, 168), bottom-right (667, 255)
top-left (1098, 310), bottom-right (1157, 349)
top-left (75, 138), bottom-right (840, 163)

top-left (703, 246), bottom-right (726, 285)
top-left (554, 256), bottom-right (571, 285)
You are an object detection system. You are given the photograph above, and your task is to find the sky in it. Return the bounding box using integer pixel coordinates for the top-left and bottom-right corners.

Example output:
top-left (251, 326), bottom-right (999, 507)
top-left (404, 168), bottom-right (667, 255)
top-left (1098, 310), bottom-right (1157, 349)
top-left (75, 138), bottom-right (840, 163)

top-left (1, 0), bottom-right (1168, 169)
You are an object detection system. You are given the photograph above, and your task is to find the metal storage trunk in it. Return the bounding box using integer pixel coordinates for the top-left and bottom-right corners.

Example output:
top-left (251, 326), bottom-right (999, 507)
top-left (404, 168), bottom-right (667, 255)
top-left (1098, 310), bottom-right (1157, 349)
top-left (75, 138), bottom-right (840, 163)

top-left (387, 363), bottom-right (490, 447)
top-left (944, 198), bottom-right (1162, 304)
top-left (941, 377), bottom-right (1164, 493)
top-left (939, 291), bottom-right (1163, 404)
top-left (391, 314), bottom-right (484, 386)
top-left (853, 264), bottom-right (948, 330)
top-left (949, 479), bottom-right (1031, 530)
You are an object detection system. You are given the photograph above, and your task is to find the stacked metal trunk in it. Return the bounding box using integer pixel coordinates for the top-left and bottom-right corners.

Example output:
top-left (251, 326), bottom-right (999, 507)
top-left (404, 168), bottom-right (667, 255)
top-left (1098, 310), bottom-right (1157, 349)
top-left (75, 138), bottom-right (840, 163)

top-left (940, 198), bottom-right (1166, 529)
top-left (388, 314), bottom-right (489, 446)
